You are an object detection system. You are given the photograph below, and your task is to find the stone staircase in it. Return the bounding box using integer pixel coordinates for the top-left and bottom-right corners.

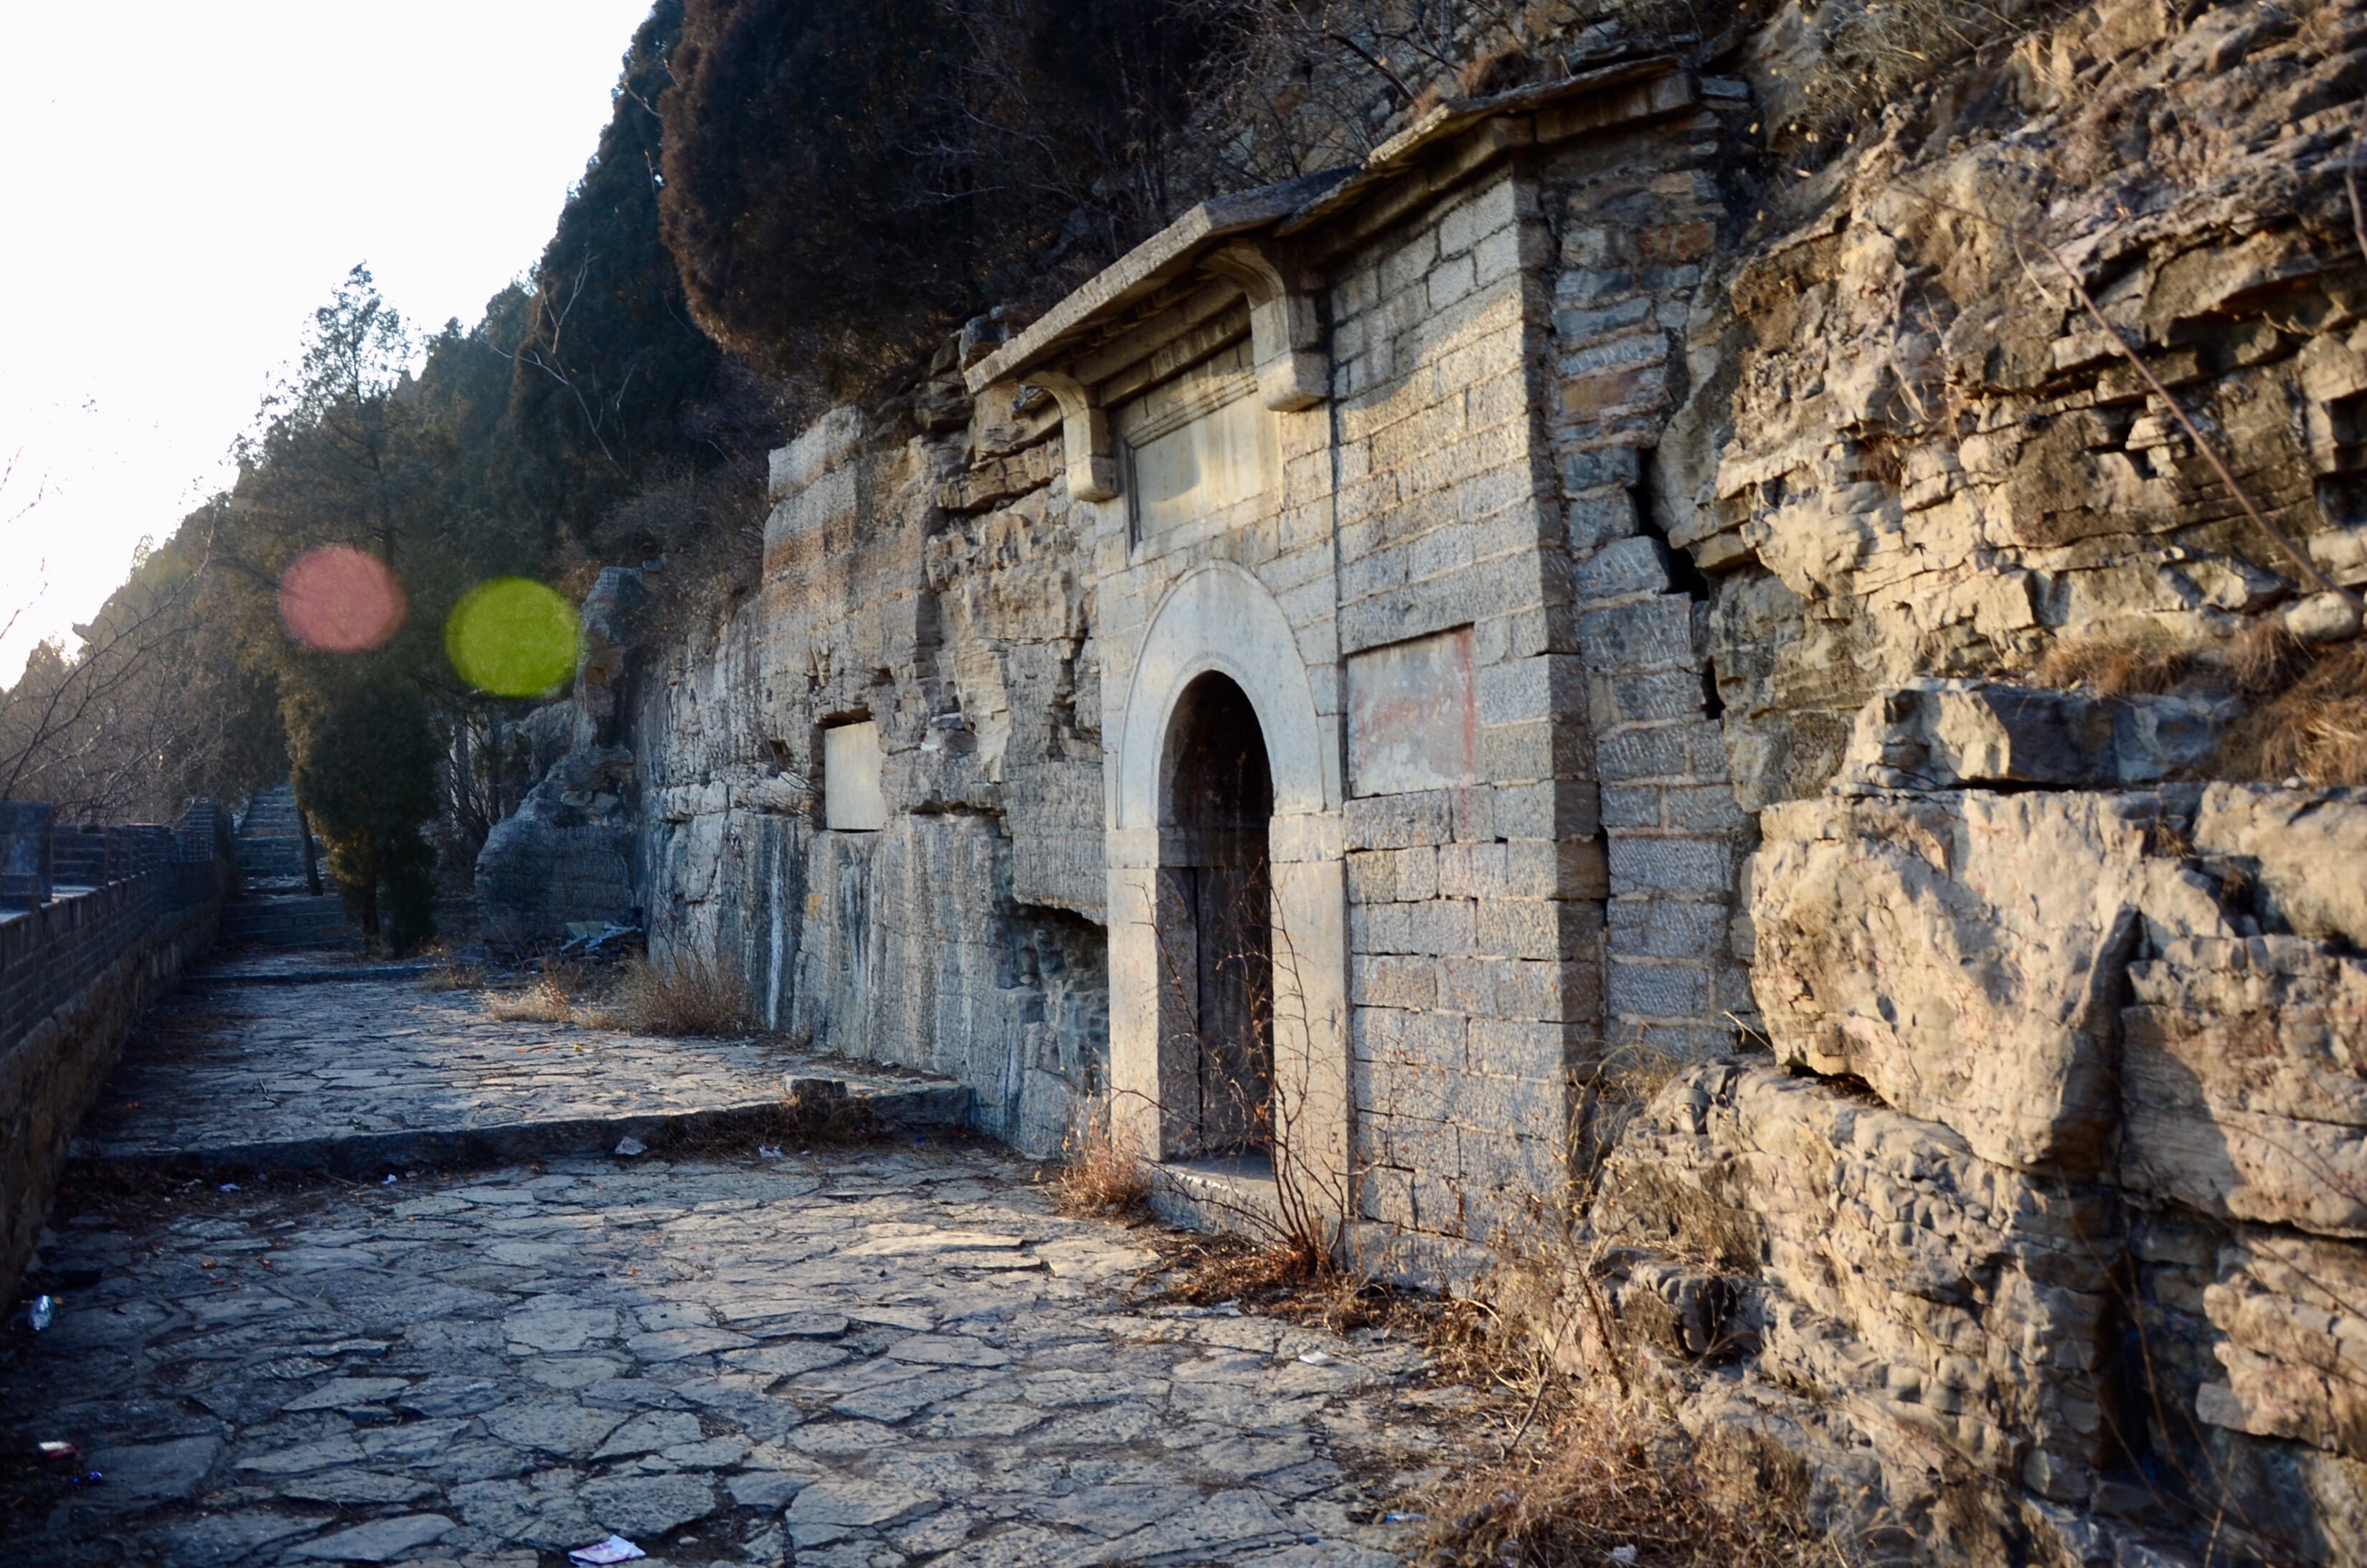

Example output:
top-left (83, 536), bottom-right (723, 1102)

top-left (232, 785), bottom-right (313, 884)
top-left (225, 785), bottom-right (356, 950)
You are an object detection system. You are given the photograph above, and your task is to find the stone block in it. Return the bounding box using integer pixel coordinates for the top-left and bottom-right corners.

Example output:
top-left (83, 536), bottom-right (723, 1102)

top-left (1475, 898), bottom-right (1582, 961)
top-left (1607, 833), bottom-right (1729, 896)
top-left (1574, 535), bottom-right (1674, 601)
top-left (1344, 850), bottom-right (1399, 905)
top-left (1567, 488), bottom-right (1638, 552)
top-left (1594, 724), bottom-right (1691, 782)
top-left (1751, 790), bottom-right (2232, 1176)
top-left (2198, 1229), bottom-right (2367, 1461)
top-left (1352, 955), bottom-right (1437, 1010)
top-left (2193, 784), bottom-right (2367, 948)
top-left (1498, 958), bottom-right (1598, 1021)
top-left (1435, 841), bottom-right (1507, 901)
top-left (2122, 935), bottom-right (2367, 1236)
top-left (1465, 1016), bottom-right (1567, 1080)
top-left (1604, 1064), bottom-right (2119, 1494)
top-left (1496, 781), bottom-right (1610, 843)
top-left (1505, 836), bottom-right (1607, 900)
top-left (1607, 958), bottom-right (1713, 1021)
top-left (1343, 790), bottom-right (1453, 851)
top-left (1437, 954), bottom-right (1500, 1015)
top-left (1579, 596), bottom-right (1696, 670)
top-left (1404, 899), bottom-right (1478, 956)
top-left (1589, 669), bottom-right (1711, 729)
top-left (1836, 680), bottom-right (2233, 791)
top-left (1561, 443), bottom-right (1642, 492)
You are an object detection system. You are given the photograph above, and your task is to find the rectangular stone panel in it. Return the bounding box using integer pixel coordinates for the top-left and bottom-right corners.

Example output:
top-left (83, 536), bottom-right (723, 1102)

top-left (1346, 627), bottom-right (1476, 797)
top-left (822, 722), bottom-right (887, 832)
top-left (1118, 340), bottom-right (1276, 539)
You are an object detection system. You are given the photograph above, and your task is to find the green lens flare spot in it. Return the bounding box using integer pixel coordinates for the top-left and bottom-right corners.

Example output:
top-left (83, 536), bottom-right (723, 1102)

top-left (445, 578), bottom-right (580, 696)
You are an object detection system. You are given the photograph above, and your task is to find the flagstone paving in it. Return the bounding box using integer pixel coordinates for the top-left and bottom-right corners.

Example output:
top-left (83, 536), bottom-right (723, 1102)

top-left (72, 972), bottom-right (967, 1176)
top-left (1, 970), bottom-right (1465, 1566)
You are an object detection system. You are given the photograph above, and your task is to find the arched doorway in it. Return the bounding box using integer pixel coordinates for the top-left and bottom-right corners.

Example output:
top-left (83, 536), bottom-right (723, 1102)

top-left (1161, 672), bottom-right (1274, 1155)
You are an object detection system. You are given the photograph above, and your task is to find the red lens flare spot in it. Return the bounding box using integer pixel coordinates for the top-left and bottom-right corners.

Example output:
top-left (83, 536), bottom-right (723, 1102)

top-left (278, 546), bottom-right (407, 653)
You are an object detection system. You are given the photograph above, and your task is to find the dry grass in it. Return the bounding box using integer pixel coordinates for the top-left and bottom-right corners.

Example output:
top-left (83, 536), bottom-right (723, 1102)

top-left (1415, 1378), bottom-right (1836, 1568)
top-left (1048, 1105), bottom-right (1151, 1218)
top-left (2028, 628), bottom-right (2199, 697)
top-left (476, 948), bottom-right (753, 1036)
top-left (423, 961), bottom-right (486, 993)
top-left (609, 949), bottom-right (753, 1036)
top-left (2219, 633), bottom-right (2367, 788)
top-left (2027, 620), bottom-right (2367, 787)
top-left (485, 965), bottom-right (584, 1024)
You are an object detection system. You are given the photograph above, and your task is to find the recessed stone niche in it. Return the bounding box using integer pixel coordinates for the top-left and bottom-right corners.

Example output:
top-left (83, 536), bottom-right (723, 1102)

top-left (1118, 339), bottom-right (1278, 540)
top-left (822, 721), bottom-right (887, 831)
top-left (1346, 626), bottom-right (1477, 796)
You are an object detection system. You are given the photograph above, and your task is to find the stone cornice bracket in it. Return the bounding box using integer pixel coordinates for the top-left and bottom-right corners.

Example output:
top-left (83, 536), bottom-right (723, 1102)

top-left (1203, 242), bottom-right (1326, 412)
top-left (1030, 370), bottom-right (1118, 503)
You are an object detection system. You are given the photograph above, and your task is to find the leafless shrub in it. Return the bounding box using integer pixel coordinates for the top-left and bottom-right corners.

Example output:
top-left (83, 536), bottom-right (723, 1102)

top-left (1049, 1098), bottom-right (1153, 1217)
top-left (612, 948), bottom-right (755, 1036)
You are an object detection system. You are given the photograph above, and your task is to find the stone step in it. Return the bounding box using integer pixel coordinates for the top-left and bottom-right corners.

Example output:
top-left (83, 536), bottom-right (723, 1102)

top-left (233, 834), bottom-right (311, 877)
top-left (72, 1078), bottom-right (974, 1181)
top-left (219, 895), bottom-right (356, 950)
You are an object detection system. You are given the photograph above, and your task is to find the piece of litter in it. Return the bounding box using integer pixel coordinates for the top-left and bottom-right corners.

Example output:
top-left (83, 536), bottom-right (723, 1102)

top-left (219, 1183), bottom-right (240, 1192)
top-left (757, 1145), bottom-right (784, 1160)
top-left (1382, 1511), bottom-right (1427, 1524)
top-left (568, 1536), bottom-right (646, 1564)
top-left (381, 1174), bottom-right (398, 1186)
top-left (614, 1136), bottom-right (646, 1158)
top-left (28, 1295), bottom-right (55, 1332)
top-left (1298, 1349), bottom-right (1338, 1366)
top-left (1610, 1548), bottom-right (1638, 1564)
top-left (67, 1470), bottom-right (103, 1486)
top-left (37, 1441), bottom-right (77, 1462)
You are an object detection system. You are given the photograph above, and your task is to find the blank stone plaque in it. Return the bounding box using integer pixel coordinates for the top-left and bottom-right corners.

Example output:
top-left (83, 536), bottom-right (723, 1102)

top-left (1346, 627), bottom-right (1477, 796)
top-left (823, 721), bottom-right (888, 831)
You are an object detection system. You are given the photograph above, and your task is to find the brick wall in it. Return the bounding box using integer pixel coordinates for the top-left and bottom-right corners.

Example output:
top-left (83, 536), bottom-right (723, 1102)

top-left (1329, 169), bottom-right (1600, 1240)
top-left (0, 813), bottom-right (227, 1299)
top-left (1538, 110), bottom-right (1759, 1062)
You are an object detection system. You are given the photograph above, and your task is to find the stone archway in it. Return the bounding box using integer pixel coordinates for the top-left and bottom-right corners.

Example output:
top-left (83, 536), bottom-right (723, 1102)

top-left (1105, 564), bottom-right (1348, 1223)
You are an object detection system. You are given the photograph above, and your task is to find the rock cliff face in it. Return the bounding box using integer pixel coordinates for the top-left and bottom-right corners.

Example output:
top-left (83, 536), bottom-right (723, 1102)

top-left (1592, 0), bottom-right (2367, 1555)
top-left (479, 0), bottom-right (2367, 1554)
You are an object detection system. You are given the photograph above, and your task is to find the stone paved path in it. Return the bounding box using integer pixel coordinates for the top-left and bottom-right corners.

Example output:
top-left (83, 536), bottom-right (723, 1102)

top-left (73, 969), bottom-right (966, 1176)
top-left (3, 970), bottom-right (1460, 1566)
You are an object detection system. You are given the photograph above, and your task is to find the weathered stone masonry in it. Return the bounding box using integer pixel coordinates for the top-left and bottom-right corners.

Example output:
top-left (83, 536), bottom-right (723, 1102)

top-left (481, 1), bottom-right (2367, 1557)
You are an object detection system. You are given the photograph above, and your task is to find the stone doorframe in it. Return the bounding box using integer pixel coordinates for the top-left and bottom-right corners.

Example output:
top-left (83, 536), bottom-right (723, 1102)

top-left (1105, 562), bottom-right (1351, 1227)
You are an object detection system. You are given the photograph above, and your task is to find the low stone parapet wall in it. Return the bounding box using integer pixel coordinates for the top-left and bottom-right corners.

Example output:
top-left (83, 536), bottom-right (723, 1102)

top-left (0, 859), bottom-right (222, 1298)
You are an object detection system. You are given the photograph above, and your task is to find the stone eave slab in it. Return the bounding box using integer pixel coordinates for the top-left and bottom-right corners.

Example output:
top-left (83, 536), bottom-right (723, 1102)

top-left (963, 170), bottom-right (1353, 394)
top-left (1274, 57), bottom-right (1687, 243)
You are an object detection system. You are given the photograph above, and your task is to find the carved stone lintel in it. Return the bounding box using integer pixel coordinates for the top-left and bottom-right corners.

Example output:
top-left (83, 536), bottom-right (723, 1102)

top-left (1031, 370), bottom-right (1119, 502)
top-left (1204, 242), bottom-right (1327, 412)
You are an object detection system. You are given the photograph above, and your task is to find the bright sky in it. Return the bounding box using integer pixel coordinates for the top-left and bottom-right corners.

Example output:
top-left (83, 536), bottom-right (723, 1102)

top-left (0, 0), bottom-right (659, 686)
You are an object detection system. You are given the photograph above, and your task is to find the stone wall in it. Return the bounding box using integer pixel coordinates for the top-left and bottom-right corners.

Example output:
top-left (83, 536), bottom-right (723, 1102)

top-left (1576, 1), bottom-right (2367, 1557)
top-left (620, 400), bottom-right (1112, 1158)
top-left (0, 841), bottom-right (225, 1302)
top-left (1327, 165), bottom-right (1605, 1239)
